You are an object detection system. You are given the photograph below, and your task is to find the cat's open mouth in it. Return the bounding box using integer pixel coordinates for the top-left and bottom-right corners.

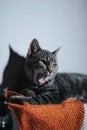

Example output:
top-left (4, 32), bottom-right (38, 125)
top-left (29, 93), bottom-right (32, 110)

top-left (36, 73), bottom-right (45, 85)
top-left (36, 72), bottom-right (53, 85)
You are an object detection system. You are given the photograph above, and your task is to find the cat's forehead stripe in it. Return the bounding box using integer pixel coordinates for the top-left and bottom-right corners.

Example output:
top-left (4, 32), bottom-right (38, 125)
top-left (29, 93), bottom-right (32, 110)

top-left (42, 49), bottom-right (52, 56)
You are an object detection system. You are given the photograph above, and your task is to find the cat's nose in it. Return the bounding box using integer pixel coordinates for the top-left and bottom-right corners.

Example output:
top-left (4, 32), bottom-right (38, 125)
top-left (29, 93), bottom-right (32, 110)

top-left (47, 66), bottom-right (54, 73)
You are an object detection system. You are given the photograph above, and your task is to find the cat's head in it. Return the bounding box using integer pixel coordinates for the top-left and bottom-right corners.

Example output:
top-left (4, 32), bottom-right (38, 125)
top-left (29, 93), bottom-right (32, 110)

top-left (25, 39), bottom-right (60, 86)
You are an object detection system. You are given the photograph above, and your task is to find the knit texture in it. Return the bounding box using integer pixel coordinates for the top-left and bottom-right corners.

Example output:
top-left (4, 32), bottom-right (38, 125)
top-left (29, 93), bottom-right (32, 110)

top-left (6, 91), bottom-right (84, 130)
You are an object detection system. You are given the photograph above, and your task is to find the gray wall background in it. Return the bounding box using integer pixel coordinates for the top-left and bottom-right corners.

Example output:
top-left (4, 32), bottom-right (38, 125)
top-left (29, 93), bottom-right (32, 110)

top-left (0, 0), bottom-right (87, 84)
top-left (0, 1), bottom-right (87, 129)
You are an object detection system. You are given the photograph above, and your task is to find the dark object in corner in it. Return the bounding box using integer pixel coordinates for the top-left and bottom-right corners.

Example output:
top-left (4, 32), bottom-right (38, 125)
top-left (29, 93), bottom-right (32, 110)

top-left (0, 88), bottom-right (13, 130)
top-left (0, 46), bottom-right (25, 92)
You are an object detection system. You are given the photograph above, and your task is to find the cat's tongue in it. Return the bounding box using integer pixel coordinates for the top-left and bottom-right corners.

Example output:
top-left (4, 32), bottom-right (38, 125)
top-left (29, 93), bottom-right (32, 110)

top-left (38, 77), bottom-right (45, 85)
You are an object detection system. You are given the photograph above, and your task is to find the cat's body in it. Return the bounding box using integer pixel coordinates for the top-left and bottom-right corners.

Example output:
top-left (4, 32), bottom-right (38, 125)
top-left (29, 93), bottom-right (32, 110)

top-left (12, 72), bottom-right (87, 104)
top-left (5, 39), bottom-right (87, 104)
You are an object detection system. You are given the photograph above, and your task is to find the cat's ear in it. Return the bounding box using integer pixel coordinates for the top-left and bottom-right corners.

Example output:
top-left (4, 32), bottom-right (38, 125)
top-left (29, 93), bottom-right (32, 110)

top-left (28, 39), bottom-right (41, 54)
top-left (52, 47), bottom-right (61, 56)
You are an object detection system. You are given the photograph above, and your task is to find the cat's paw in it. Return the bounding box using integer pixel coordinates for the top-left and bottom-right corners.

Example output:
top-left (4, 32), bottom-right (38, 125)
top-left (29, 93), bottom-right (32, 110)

top-left (9, 95), bottom-right (26, 104)
top-left (21, 89), bottom-right (35, 97)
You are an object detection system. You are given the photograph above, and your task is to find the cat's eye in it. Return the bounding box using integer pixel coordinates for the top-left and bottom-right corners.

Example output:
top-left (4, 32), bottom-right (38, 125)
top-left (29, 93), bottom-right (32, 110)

top-left (39, 61), bottom-right (45, 67)
top-left (44, 56), bottom-right (47, 60)
top-left (53, 64), bottom-right (57, 67)
top-left (45, 56), bottom-right (50, 61)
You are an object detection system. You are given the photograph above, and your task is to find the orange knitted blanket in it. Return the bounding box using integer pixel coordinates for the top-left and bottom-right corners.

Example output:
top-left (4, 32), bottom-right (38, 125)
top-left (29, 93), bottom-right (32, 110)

top-left (6, 91), bottom-right (84, 130)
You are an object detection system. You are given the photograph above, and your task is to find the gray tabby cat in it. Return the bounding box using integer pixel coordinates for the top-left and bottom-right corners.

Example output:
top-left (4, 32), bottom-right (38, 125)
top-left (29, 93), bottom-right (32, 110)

top-left (10, 39), bottom-right (87, 104)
